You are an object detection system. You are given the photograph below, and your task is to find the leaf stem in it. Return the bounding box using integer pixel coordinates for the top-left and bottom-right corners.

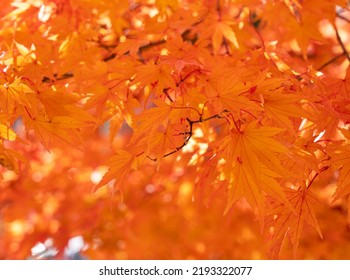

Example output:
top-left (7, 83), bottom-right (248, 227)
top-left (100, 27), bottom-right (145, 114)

top-left (317, 53), bottom-right (346, 71)
top-left (24, 106), bottom-right (33, 119)
top-left (306, 166), bottom-right (329, 189)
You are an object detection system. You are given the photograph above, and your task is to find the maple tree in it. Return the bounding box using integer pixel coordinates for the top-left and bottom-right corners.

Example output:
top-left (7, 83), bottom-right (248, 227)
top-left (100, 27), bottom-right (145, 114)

top-left (1, 0), bottom-right (350, 260)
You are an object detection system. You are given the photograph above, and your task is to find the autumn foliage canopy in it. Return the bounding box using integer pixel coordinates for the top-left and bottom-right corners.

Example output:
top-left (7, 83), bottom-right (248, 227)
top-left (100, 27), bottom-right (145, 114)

top-left (1, 0), bottom-right (350, 259)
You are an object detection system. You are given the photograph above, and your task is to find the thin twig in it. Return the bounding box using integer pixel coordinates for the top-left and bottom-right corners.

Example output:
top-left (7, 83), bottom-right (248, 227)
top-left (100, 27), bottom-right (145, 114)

top-left (103, 53), bottom-right (116, 62)
top-left (337, 13), bottom-right (350, 23)
top-left (137, 39), bottom-right (166, 62)
top-left (177, 68), bottom-right (203, 87)
top-left (249, 11), bottom-right (266, 49)
top-left (333, 24), bottom-right (350, 61)
top-left (222, 38), bottom-right (230, 55)
top-left (317, 53), bottom-right (346, 71)
top-left (148, 110), bottom-right (229, 160)
top-left (163, 88), bottom-right (174, 102)
top-left (306, 166), bottom-right (329, 189)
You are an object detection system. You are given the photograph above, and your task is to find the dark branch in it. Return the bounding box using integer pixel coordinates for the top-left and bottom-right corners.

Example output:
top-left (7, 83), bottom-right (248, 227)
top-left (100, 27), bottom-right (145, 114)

top-left (317, 53), bottom-right (346, 71)
top-left (163, 88), bottom-right (174, 102)
top-left (42, 72), bottom-right (74, 83)
top-left (56, 72), bottom-right (74, 80)
top-left (146, 110), bottom-right (228, 160)
top-left (306, 166), bottom-right (329, 189)
top-left (148, 110), bottom-right (229, 160)
top-left (137, 40), bottom-right (166, 62)
top-left (103, 53), bottom-right (116, 62)
top-left (337, 13), bottom-right (350, 23)
top-left (334, 24), bottom-right (350, 61)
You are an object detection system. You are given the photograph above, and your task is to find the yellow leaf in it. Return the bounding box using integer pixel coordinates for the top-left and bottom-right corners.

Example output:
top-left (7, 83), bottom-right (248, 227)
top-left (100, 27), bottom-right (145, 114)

top-left (0, 124), bottom-right (17, 141)
top-left (0, 144), bottom-right (27, 173)
top-left (2, 78), bottom-right (35, 108)
top-left (213, 22), bottom-right (239, 54)
top-left (219, 22), bottom-right (239, 48)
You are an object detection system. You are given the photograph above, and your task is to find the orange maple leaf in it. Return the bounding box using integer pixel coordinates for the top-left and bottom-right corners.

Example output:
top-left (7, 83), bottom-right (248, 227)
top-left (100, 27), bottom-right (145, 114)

top-left (23, 114), bottom-right (83, 149)
top-left (205, 72), bottom-right (261, 115)
top-left (328, 128), bottom-right (350, 201)
top-left (96, 148), bottom-right (135, 191)
top-left (221, 121), bottom-right (289, 226)
top-left (269, 186), bottom-right (323, 258)
top-left (134, 100), bottom-right (173, 137)
top-left (220, 121), bottom-right (288, 174)
top-left (225, 157), bottom-right (265, 227)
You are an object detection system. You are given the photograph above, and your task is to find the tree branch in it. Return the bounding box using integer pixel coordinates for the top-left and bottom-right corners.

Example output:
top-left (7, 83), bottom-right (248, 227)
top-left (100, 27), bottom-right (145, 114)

top-left (148, 109), bottom-right (229, 160)
top-left (336, 13), bottom-right (350, 23)
top-left (162, 88), bottom-right (174, 102)
top-left (137, 39), bottom-right (166, 62)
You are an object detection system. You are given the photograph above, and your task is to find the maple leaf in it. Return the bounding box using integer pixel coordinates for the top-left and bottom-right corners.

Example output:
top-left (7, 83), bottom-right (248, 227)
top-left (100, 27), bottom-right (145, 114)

top-left (38, 89), bottom-right (78, 118)
top-left (321, 66), bottom-right (350, 123)
top-left (145, 128), bottom-right (174, 170)
top-left (58, 30), bottom-right (101, 75)
top-left (225, 158), bottom-right (265, 228)
top-left (220, 121), bottom-right (288, 174)
top-left (109, 3), bottom-right (129, 36)
top-left (0, 152), bottom-right (16, 174)
top-left (14, 41), bottom-right (36, 62)
top-left (298, 0), bottom-right (345, 23)
top-left (160, 36), bottom-right (203, 74)
top-left (212, 21), bottom-right (239, 54)
top-left (262, 90), bottom-right (306, 131)
top-left (0, 124), bottom-right (17, 141)
top-left (0, 143), bottom-right (27, 173)
top-left (133, 100), bottom-right (184, 140)
top-left (156, 0), bottom-right (179, 12)
top-left (57, 105), bottom-right (97, 128)
top-left (205, 71), bottom-right (261, 115)
top-left (260, 165), bottom-right (294, 211)
top-left (269, 186), bottom-right (323, 258)
top-left (195, 9), bottom-right (239, 55)
top-left (280, 143), bottom-right (320, 180)
top-left (328, 129), bottom-right (350, 201)
top-left (286, 14), bottom-right (324, 56)
top-left (221, 122), bottom-right (289, 226)
top-left (134, 62), bottom-right (176, 95)
top-left (2, 0), bottom-right (350, 260)
top-left (0, 77), bottom-right (36, 113)
top-left (116, 38), bottom-right (150, 57)
top-left (23, 114), bottom-right (83, 150)
top-left (134, 100), bottom-right (173, 138)
top-left (95, 148), bottom-right (135, 191)
top-left (325, 65), bottom-right (350, 100)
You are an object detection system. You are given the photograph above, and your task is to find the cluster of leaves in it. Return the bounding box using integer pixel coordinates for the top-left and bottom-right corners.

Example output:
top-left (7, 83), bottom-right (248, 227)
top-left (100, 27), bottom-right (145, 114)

top-left (1, 0), bottom-right (350, 259)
